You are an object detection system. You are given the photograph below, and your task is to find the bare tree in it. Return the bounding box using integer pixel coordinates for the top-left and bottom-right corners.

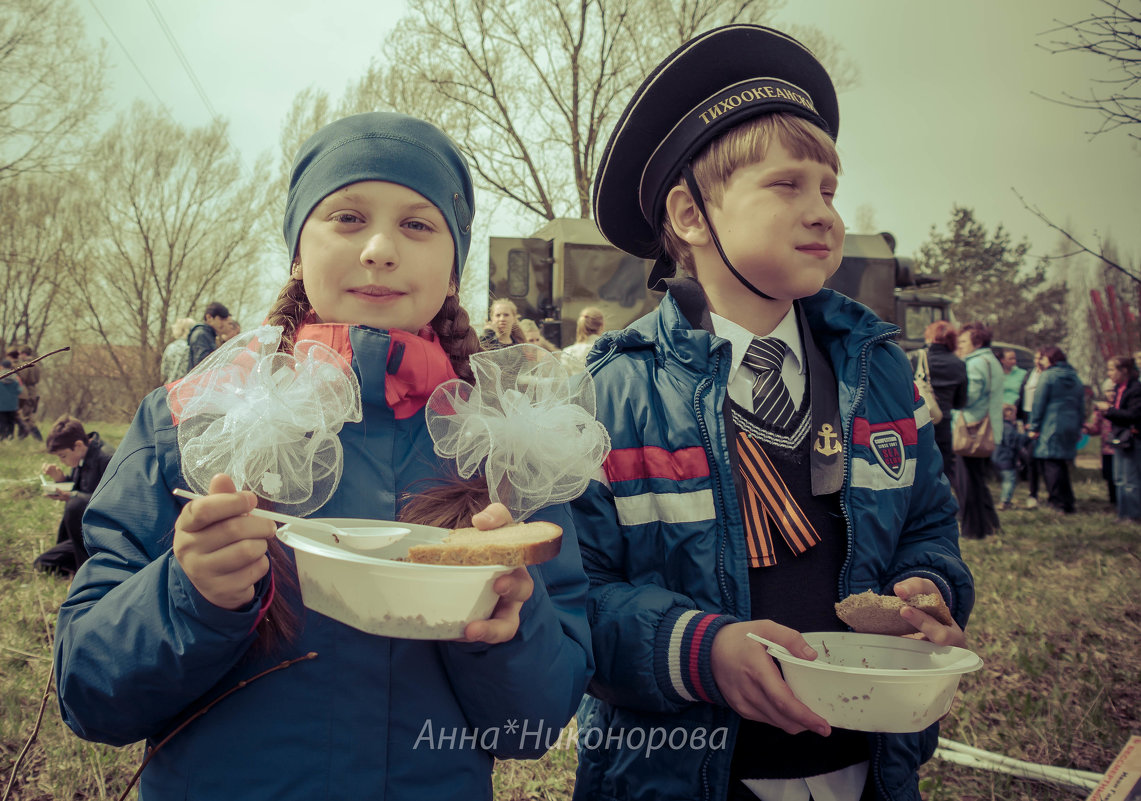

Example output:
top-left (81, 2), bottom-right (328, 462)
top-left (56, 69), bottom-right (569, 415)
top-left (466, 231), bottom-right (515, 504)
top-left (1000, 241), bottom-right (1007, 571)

top-left (308, 0), bottom-right (856, 227)
top-left (1016, 1), bottom-right (1141, 307)
top-left (1037, 0), bottom-right (1141, 140)
top-left (0, 0), bottom-right (107, 181)
top-left (70, 104), bottom-right (274, 408)
top-left (0, 176), bottom-right (77, 349)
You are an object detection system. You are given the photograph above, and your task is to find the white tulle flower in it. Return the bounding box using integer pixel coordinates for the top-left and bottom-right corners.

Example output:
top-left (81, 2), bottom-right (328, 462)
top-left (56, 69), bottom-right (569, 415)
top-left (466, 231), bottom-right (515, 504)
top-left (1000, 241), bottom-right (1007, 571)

top-left (425, 344), bottom-right (611, 521)
top-left (171, 325), bottom-right (362, 516)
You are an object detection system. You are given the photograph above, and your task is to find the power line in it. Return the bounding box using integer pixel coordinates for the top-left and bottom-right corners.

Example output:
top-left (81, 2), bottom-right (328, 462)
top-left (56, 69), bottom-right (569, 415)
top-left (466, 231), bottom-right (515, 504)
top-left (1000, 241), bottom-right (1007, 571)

top-left (88, 0), bottom-right (255, 179)
top-left (86, 0), bottom-right (173, 117)
top-left (143, 0), bottom-right (221, 123)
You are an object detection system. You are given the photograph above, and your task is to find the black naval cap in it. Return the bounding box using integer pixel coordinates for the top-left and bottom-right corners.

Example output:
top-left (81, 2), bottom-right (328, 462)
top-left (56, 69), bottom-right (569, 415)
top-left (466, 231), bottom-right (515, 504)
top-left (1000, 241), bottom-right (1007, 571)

top-left (592, 25), bottom-right (839, 284)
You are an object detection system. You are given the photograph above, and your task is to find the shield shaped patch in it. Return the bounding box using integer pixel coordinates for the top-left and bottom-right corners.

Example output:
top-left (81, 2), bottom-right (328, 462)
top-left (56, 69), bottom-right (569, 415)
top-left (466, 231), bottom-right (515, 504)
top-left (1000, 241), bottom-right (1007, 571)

top-left (869, 430), bottom-right (905, 481)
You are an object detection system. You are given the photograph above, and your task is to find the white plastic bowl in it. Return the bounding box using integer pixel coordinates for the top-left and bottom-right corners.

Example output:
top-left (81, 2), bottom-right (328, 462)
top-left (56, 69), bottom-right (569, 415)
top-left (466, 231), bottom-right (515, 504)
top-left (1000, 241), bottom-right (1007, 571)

top-left (765, 632), bottom-right (983, 733)
top-left (277, 518), bottom-right (511, 640)
top-left (41, 481), bottom-right (74, 495)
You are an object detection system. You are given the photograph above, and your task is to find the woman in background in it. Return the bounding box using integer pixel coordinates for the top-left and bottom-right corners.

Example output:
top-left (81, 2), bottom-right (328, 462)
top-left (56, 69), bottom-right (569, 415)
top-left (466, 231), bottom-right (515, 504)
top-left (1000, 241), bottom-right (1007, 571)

top-left (921, 320), bottom-right (967, 483)
top-left (1084, 378), bottom-right (1119, 505)
top-left (1025, 346), bottom-right (1084, 514)
top-left (954, 321), bottom-right (1004, 539)
top-left (480, 298), bottom-right (526, 350)
top-left (518, 319), bottom-right (558, 352)
top-left (160, 318), bottom-right (196, 384)
top-left (559, 307), bottom-right (604, 374)
top-left (1097, 355), bottom-right (1141, 523)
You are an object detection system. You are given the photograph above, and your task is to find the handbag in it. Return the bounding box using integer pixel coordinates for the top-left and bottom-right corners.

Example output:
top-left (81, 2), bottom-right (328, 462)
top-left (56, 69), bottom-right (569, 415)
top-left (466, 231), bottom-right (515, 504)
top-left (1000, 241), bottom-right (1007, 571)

top-left (953, 413), bottom-right (995, 458)
top-left (913, 349), bottom-right (943, 425)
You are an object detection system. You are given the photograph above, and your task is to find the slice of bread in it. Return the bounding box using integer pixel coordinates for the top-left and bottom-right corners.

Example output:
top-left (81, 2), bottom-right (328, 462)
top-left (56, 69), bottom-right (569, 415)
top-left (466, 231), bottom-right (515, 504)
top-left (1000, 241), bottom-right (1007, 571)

top-left (406, 521), bottom-right (563, 567)
top-left (835, 590), bottom-right (954, 635)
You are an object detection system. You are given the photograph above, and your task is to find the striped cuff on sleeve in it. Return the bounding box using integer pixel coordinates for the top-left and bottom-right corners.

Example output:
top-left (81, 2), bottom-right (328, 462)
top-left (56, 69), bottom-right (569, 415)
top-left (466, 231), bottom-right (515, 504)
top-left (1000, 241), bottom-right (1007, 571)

top-left (654, 607), bottom-right (736, 707)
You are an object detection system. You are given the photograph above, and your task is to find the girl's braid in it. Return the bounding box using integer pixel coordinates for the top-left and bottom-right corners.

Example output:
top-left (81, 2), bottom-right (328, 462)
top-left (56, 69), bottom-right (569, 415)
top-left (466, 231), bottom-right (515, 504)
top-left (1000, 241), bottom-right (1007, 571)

top-left (265, 276), bottom-right (311, 354)
top-left (431, 291), bottom-right (481, 384)
top-left (251, 274), bottom-right (310, 652)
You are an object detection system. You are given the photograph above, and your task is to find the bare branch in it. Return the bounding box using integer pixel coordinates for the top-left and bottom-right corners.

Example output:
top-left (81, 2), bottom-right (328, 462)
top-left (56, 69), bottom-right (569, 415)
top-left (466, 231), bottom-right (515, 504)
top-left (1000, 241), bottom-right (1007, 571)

top-left (1037, 0), bottom-right (1141, 139)
top-left (0, 346), bottom-right (69, 380)
top-left (1013, 187), bottom-right (1141, 283)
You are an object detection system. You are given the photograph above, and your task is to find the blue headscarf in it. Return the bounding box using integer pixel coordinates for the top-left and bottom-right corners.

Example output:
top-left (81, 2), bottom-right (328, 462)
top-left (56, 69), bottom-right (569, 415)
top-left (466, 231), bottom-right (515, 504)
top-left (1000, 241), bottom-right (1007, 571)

top-left (283, 112), bottom-right (475, 282)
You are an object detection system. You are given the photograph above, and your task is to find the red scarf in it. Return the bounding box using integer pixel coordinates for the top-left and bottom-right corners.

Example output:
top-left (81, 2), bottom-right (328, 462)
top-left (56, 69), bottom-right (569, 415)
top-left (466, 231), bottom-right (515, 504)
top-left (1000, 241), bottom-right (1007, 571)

top-left (295, 323), bottom-right (457, 420)
top-left (170, 323), bottom-right (457, 422)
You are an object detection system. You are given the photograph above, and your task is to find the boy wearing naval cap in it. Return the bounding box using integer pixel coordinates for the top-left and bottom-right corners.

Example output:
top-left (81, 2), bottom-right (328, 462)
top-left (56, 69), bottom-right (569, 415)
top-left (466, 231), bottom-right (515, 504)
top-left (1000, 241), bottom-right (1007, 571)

top-left (571, 25), bottom-right (974, 801)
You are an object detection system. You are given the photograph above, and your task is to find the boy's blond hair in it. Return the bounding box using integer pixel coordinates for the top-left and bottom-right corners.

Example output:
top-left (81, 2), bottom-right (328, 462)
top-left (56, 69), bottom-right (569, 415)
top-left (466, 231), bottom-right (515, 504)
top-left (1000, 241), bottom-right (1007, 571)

top-left (660, 112), bottom-right (841, 274)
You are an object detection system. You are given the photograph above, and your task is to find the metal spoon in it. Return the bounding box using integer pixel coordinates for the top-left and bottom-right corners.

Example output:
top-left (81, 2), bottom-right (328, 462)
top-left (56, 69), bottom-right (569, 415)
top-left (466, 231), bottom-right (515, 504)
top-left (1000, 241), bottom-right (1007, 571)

top-left (172, 488), bottom-right (410, 550)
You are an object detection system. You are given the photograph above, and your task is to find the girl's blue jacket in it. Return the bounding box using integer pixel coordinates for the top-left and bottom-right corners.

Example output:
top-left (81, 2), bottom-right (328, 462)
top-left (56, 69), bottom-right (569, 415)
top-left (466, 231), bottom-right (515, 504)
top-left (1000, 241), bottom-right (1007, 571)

top-left (53, 324), bottom-right (593, 800)
top-left (570, 284), bottom-right (973, 801)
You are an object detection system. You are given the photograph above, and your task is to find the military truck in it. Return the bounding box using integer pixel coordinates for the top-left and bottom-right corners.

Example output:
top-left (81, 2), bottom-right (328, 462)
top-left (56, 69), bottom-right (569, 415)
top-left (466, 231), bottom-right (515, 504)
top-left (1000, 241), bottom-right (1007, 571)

top-left (488, 220), bottom-right (950, 351)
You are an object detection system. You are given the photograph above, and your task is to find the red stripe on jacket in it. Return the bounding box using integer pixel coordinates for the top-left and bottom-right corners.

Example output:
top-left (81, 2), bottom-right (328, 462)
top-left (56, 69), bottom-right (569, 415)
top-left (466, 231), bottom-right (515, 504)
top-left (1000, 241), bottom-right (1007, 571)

top-left (851, 417), bottom-right (918, 447)
top-left (604, 446), bottom-right (711, 483)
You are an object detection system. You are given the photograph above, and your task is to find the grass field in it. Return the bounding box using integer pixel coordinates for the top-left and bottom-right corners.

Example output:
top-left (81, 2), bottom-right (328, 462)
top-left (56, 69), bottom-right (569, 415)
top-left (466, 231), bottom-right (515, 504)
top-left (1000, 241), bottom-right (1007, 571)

top-left (1, 427), bottom-right (1138, 800)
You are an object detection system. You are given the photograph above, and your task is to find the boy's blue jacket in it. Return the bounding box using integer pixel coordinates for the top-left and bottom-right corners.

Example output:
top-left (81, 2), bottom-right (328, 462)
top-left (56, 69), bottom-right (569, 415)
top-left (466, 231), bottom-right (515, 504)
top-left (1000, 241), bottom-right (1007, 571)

top-left (53, 325), bottom-right (593, 801)
top-left (992, 420), bottom-right (1025, 470)
top-left (571, 283), bottom-right (972, 801)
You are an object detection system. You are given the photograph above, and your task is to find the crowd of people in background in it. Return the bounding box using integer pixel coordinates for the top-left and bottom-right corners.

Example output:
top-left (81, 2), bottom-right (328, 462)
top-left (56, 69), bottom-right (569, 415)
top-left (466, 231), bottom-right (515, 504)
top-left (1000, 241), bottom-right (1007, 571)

top-left (159, 303), bottom-right (240, 386)
top-left (914, 318), bottom-right (1141, 537)
top-left (479, 298), bottom-right (606, 375)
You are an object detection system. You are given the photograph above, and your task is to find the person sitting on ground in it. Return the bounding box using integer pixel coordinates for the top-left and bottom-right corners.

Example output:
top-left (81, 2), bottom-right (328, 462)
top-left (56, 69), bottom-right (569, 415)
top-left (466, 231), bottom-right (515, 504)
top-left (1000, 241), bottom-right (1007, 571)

top-left (160, 318), bottom-right (196, 384)
top-left (186, 302), bottom-right (231, 370)
top-left (479, 298), bottom-right (526, 350)
top-left (559, 306), bottom-right (605, 374)
top-left (518, 318), bottom-right (559, 352)
top-left (32, 416), bottom-right (115, 576)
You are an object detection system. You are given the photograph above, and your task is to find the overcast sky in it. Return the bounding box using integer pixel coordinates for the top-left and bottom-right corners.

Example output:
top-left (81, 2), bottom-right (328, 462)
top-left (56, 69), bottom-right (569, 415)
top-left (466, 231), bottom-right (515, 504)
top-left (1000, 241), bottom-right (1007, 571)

top-left (81, 0), bottom-right (1139, 288)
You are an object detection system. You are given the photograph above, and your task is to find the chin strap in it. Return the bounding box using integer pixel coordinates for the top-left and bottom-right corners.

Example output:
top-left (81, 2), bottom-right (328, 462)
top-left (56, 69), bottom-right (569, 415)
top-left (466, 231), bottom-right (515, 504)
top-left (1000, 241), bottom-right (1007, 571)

top-left (681, 165), bottom-right (775, 301)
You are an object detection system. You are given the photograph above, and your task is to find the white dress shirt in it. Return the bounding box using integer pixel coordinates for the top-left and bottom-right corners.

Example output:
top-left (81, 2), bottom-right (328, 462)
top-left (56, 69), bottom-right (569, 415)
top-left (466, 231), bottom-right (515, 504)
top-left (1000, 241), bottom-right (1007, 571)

top-left (711, 308), bottom-right (806, 411)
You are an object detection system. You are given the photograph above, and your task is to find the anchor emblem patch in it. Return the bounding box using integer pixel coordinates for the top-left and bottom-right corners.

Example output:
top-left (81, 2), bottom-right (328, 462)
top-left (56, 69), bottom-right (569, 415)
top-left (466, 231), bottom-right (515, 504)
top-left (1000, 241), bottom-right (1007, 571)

top-left (814, 423), bottom-right (842, 456)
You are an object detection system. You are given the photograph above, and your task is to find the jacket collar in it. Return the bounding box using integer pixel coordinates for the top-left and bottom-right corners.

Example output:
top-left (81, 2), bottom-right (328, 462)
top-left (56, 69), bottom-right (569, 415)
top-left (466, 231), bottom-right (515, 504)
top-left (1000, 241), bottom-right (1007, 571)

top-left (636, 279), bottom-right (844, 495)
top-left (296, 323), bottom-right (456, 420)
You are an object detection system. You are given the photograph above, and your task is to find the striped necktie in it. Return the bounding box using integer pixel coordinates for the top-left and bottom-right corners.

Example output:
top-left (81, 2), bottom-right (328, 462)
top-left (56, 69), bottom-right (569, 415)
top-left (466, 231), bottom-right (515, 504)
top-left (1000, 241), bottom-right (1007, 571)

top-left (742, 337), bottom-right (794, 428)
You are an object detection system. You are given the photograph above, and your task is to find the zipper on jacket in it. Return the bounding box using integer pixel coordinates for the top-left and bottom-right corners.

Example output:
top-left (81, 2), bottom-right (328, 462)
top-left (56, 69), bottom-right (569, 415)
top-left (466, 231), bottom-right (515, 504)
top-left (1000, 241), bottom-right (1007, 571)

top-left (693, 351), bottom-right (735, 614)
top-left (872, 733), bottom-right (888, 799)
top-left (834, 329), bottom-right (905, 801)
top-left (835, 329), bottom-right (899, 602)
top-left (693, 351), bottom-right (732, 801)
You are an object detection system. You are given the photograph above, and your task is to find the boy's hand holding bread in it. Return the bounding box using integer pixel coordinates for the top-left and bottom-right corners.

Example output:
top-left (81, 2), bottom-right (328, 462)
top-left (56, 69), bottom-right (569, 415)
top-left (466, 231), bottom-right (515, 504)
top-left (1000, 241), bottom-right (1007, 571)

top-left (836, 579), bottom-right (966, 648)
